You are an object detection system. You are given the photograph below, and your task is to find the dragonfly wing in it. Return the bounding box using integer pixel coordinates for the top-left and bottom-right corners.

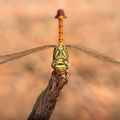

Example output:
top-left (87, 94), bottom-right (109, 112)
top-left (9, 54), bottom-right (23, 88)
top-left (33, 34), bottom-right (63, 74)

top-left (0, 45), bottom-right (56, 64)
top-left (66, 44), bottom-right (120, 67)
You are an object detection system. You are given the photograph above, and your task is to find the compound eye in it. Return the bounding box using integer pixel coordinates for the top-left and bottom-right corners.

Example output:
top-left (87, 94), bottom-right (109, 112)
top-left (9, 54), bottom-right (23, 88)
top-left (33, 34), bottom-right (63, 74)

top-left (64, 61), bottom-right (67, 64)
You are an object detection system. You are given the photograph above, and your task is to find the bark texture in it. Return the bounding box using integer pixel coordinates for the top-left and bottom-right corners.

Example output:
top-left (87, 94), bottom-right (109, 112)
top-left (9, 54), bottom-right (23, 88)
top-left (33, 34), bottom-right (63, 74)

top-left (27, 70), bottom-right (68, 120)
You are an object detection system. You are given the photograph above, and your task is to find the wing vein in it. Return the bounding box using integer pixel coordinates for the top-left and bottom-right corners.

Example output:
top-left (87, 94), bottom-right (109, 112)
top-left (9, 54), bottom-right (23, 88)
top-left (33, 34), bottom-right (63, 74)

top-left (66, 44), bottom-right (120, 67)
top-left (0, 45), bottom-right (55, 64)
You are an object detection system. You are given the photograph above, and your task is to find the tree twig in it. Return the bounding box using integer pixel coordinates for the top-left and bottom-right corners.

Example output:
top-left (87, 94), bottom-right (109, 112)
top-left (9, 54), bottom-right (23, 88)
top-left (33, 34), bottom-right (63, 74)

top-left (27, 70), bottom-right (68, 120)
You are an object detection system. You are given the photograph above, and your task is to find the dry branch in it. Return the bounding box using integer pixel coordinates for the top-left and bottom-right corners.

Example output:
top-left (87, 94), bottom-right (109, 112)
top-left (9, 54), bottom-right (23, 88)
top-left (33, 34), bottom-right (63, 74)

top-left (27, 70), bottom-right (68, 120)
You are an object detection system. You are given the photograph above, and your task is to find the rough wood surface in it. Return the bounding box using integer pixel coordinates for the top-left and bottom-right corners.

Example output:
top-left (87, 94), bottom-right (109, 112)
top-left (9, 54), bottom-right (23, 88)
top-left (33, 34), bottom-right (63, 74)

top-left (27, 70), bottom-right (68, 120)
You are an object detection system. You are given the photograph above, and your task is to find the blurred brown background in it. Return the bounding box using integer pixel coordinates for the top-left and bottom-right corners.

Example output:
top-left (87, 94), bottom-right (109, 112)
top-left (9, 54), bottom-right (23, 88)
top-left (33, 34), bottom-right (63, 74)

top-left (0, 0), bottom-right (120, 120)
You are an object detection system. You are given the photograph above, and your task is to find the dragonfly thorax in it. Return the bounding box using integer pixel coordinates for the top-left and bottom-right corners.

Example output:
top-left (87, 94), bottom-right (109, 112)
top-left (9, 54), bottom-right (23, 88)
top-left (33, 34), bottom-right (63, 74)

top-left (51, 45), bottom-right (70, 71)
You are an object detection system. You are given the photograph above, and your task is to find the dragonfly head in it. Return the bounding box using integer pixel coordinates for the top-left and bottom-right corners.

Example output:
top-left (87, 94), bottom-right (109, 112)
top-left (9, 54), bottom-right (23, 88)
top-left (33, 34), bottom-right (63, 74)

top-left (55, 9), bottom-right (66, 19)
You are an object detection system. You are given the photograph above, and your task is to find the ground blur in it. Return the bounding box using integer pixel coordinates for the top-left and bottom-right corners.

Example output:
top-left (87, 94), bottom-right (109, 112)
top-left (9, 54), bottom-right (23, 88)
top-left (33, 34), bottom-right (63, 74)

top-left (0, 0), bottom-right (120, 120)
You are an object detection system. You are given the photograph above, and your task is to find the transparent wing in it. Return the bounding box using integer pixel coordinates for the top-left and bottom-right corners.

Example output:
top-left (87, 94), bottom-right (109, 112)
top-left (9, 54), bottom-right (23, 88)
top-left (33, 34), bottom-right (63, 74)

top-left (0, 45), bottom-right (56, 64)
top-left (66, 44), bottom-right (120, 67)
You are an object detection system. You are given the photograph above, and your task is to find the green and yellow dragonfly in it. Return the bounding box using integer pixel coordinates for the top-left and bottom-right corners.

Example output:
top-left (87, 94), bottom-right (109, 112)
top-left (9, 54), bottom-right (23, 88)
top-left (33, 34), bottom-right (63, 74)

top-left (0, 9), bottom-right (120, 71)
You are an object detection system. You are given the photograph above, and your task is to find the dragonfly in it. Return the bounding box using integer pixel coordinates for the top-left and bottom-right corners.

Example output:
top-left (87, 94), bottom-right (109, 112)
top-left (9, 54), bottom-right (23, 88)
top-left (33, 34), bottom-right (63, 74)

top-left (0, 9), bottom-right (120, 71)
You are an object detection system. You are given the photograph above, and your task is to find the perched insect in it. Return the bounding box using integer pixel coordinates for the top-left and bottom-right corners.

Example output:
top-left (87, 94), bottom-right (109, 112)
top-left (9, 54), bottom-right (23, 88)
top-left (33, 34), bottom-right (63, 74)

top-left (0, 9), bottom-right (120, 71)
